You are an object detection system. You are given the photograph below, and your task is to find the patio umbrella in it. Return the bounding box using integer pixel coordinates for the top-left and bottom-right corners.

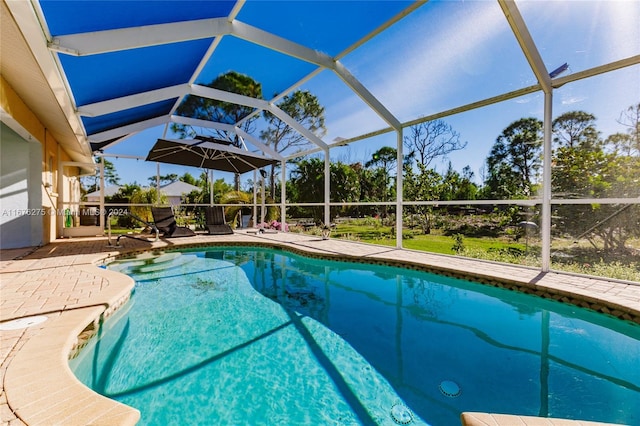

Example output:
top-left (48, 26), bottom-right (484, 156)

top-left (146, 138), bottom-right (279, 174)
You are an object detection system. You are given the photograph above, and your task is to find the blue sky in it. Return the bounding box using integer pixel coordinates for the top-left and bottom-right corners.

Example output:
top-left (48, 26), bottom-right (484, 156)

top-left (100, 0), bottom-right (639, 187)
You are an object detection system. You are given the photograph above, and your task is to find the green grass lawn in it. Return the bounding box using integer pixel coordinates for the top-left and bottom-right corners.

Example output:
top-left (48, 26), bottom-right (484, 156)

top-left (326, 221), bottom-right (638, 281)
top-left (331, 224), bottom-right (527, 255)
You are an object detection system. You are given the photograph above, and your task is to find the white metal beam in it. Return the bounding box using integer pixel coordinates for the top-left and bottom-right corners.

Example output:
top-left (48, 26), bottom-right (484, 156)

top-left (168, 1), bottom-right (247, 119)
top-left (171, 115), bottom-right (283, 160)
top-left (171, 115), bottom-right (237, 132)
top-left (337, 1), bottom-right (427, 60)
top-left (267, 104), bottom-right (328, 149)
top-left (237, 68), bottom-right (324, 127)
top-left (292, 52), bottom-right (640, 158)
top-left (553, 55), bottom-right (640, 88)
top-left (240, 2), bottom-right (426, 128)
top-left (234, 128), bottom-right (284, 160)
top-left (191, 84), bottom-right (328, 149)
top-left (191, 84), bottom-right (269, 110)
top-left (499, 0), bottom-right (553, 271)
top-left (498, 0), bottom-right (552, 93)
top-left (231, 19), bottom-right (401, 132)
top-left (541, 92), bottom-right (553, 271)
top-left (95, 152), bottom-right (146, 160)
top-left (334, 61), bottom-right (401, 130)
top-left (228, 0), bottom-right (248, 21)
top-left (324, 148), bottom-right (330, 226)
top-left (395, 129), bottom-right (404, 248)
top-left (300, 84), bottom-right (542, 159)
top-left (93, 133), bottom-right (139, 152)
top-left (281, 163), bottom-right (287, 231)
top-left (88, 115), bottom-right (169, 142)
top-left (230, 20), bottom-right (335, 69)
top-left (77, 84), bottom-right (190, 117)
top-left (48, 18), bottom-right (232, 56)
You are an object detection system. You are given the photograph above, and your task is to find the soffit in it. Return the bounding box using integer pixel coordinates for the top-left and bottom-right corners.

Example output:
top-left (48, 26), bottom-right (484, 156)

top-left (0, 1), bottom-right (92, 163)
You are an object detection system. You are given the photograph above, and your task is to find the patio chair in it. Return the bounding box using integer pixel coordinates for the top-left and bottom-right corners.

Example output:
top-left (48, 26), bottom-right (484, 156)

top-left (205, 206), bottom-right (234, 235)
top-left (150, 207), bottom-right (196, 238)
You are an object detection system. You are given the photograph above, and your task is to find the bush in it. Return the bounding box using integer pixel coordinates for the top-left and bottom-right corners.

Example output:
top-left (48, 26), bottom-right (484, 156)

top-left (452, 234), bottom-right (465, 253)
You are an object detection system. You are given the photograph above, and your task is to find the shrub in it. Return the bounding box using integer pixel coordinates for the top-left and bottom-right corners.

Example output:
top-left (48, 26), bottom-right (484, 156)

top-left (452, 233), bottom-right (465, 253)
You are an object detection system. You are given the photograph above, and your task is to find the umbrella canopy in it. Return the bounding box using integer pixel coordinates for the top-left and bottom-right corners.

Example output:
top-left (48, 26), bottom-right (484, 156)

top-left (146, 138), bottom-right (279, 174)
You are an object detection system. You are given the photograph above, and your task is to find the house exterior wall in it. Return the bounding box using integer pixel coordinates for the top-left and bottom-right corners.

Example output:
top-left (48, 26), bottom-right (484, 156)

top-left (167, 196), bottom-right (181, 206)
top-left (0, 122), bottom-right (42, 248)
top-left (1, 76), bottom-right (83, 247)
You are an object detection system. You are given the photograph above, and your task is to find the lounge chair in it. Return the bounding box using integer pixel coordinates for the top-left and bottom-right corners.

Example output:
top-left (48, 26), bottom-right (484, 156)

top-left (150, 207), bottom-right (196, 238)
top-left (205, 206), bottom-right (234, 235)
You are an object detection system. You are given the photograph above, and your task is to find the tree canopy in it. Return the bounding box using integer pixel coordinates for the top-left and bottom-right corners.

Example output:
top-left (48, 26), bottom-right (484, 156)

top-left (404, 119), bottom-right (467, 167)
top-left (82, 157), bottom-right (119, 194)
top-left (260, 90), bottom-right (326, 197)
top-left (172, 71), bottom-right (263, 139)
top-left (483, 117), bottom-right (543, 199)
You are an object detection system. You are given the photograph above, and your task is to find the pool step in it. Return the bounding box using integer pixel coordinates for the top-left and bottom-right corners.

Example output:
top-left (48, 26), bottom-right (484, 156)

top-left (136, 254), bottom-right (197, 273)
top-left (109, 253), bottom-right (197, 274)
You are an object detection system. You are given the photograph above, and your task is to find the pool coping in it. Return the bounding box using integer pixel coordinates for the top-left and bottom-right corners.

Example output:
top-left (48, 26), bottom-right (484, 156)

top-left (460, 412), bottom-right (625, 426)
top-left (1, 233), bottom-right (638, 425)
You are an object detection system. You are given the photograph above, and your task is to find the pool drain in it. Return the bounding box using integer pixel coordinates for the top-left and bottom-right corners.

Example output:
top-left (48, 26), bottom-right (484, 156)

top-left (439, 380), bottom-right (461, 397)
top-left (390, 403), bottom-right (413, 425)
top-left (0, 315), bottom-right (48, 331)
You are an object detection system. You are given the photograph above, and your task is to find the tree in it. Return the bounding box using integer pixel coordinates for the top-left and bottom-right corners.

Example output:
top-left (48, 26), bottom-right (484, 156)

top-left (403, 162), bottom-right (443, 233)
top-left (609, 102), bottom-right (640, 156)
top-left (551, 105), bottom-right (640, 253)
top-left (404, 119), bottom-right (467, 167)
top-left (198, 171), bottom-right (210, 190)
top-left (172, 71), bottom-right (262, 136)
top-left (147, 173), bottom-right (178, 186)
top-left (483, 118), bottom-right (543, 199)
top-left (217, 190), bottom-right (278, 227)
top-left (551, 146), bottom-right (610, 198)
top-left (439, 163), bottom-right (478, 201)
top-left (289, 158), bottom-right (324, 217)
top-left (82, 157), bottom-right (119, 194)
top-left (182, 178), bottom-right (233, 206)
top-left (261, 90), bottom-right (326, 196)
top-left (552, 111), bottom-right (601, 151)
top-left (365, 146), bottom-right (398, 176)
top-left (171, 71), bottom-right (264, 190)
top-left (365, 147), bottom-right (398, 216)
top-left (129, 188), bottom-right (167, 223)
top-left (552, 148), bottom-right (639, 252)
top-left (180, 172), bottom-right (197, 186)
top-left (106, 183), bottom-right (141, 228)
top-left (288, 158), bottom-right (360, 223)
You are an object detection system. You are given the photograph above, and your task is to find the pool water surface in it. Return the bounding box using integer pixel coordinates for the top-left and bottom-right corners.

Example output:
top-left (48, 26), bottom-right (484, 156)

top-left (71, 248), bottom-right (640, 425)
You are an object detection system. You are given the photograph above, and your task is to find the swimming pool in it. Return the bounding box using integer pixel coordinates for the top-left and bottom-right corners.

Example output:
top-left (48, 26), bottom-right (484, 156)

top-left (71, 247), bottom-right (640, 425)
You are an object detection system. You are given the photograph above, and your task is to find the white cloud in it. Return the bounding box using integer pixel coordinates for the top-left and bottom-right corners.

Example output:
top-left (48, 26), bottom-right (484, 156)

top-left (561, 96), bottom-right (587, 106)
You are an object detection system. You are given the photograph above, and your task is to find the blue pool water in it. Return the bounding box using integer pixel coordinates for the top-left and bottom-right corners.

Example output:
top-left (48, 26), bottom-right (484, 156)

top-left (71, 248), bottom-right (640, 425)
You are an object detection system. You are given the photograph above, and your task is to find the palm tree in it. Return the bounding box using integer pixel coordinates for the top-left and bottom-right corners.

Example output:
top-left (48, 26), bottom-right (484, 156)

top-left (219, 190), bottom-right (278, 227)
top-left (129, 188), bottom-right (167, 223)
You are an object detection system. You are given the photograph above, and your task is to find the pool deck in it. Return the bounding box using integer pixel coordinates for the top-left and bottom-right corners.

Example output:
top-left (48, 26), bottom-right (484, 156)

top-left (1, 232), bottom-right (638, 425)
